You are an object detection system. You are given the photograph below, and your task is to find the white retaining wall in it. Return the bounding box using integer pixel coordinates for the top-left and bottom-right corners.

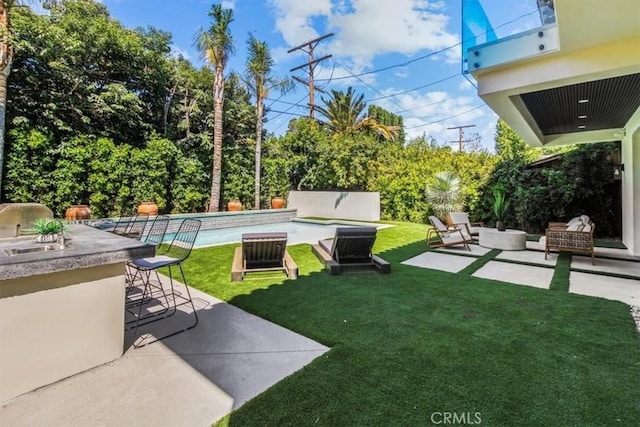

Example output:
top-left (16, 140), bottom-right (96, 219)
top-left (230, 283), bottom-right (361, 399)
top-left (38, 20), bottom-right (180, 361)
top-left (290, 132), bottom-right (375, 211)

top-left (287, 191), bottom-right (380, 221)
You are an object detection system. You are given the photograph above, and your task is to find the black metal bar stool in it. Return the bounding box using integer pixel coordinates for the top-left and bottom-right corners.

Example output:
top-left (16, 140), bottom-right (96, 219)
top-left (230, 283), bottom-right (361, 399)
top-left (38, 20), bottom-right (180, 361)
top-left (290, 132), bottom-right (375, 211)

top-left (128, 218), bottom-right (201, 348)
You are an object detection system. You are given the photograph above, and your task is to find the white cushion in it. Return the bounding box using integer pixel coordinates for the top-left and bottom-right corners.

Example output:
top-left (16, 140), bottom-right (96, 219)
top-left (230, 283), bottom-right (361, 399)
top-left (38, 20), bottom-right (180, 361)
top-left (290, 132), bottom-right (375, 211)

top-left (582, 224), bottom-right (592, 232)
top-left (429, 216), bottom-right (448, 232)
top-left (580, 215), bottom-right (590, 225)
top-left (567, 217), bottom-right (582, 226)
top-left (538, 236), bottom-right (546, 246)
top-left (566, 222), bottom-right (582, 231)
top-left (132, 255), bottom-right (180, 269)
top-left (468, 226), bottom-right (482, 235)
top-left (448, 212), bottom-right (470, 226)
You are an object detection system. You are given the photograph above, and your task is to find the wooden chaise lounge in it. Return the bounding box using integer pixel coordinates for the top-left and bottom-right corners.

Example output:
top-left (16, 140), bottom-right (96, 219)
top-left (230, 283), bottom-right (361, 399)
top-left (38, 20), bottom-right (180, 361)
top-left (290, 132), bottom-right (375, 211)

top-left (231, 232), bottom-right (298, 281)
top-left (312, 226), bottom-right (391, 275)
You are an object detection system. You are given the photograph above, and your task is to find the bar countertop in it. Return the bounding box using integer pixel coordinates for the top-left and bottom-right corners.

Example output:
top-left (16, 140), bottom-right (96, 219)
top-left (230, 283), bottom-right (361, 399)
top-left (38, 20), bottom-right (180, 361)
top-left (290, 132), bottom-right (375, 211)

top-left (0, 224), bottom-right (155, 281)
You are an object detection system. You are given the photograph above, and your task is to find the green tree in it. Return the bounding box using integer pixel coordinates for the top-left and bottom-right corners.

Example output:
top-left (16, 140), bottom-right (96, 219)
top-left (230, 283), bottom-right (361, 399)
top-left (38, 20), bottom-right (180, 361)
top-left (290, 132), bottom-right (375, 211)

top-left (194, 3), bottom-right (234, 212)
top-left (170, 154), bottom-right (208, 213)
top-left (494, 118), bottom-right (538, 162)
top-left (3, 126), bottom-right (56, 207)
top-left (0, 0), bottom-right (54, 196)
top-left (220, 72), bottom-right (256, 208)
top-left (368, 104), bottom-right (405, 145)
top-left (315, 87), bottom-right (399, 141)
top-left (9, 0), bottom-right (170, 144)
top-left (244, 34), bottom-right (292, 209)
top-left (276, 117), bottom-right (328, 190)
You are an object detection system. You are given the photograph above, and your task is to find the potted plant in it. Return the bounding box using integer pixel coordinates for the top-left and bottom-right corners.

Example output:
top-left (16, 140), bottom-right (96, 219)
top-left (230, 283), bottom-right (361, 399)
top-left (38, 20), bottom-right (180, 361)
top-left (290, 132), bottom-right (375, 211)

top-left (270, 196), bottom-right (285, 209)
top-left (65, 205), bottom-right (91, 221)
top-left (227, 199), bottom-right (242, 211)
top-left (493, 189), bottom-right (510, 231)
top-left (137, 201), bottom-right (159, 216)
top-left (135, 185), bottom-right (159, 215)
top-left (33, 218), bottom-right (65, 243)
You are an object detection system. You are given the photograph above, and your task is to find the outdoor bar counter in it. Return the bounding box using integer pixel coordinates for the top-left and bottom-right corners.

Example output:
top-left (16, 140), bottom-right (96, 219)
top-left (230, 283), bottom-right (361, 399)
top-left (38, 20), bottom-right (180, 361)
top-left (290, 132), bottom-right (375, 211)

top-left (0, 224), bottom-right (155, 403)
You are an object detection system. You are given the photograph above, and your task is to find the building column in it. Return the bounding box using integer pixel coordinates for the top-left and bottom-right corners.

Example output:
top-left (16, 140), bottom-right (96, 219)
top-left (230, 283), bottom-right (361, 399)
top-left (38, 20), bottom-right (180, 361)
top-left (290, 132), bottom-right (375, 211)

top-left (621, 118), bottom-right (640, 256)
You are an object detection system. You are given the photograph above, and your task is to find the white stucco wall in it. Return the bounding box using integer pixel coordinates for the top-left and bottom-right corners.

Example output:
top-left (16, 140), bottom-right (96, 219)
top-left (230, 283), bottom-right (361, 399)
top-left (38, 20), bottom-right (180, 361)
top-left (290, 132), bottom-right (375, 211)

top-left (0, 264), bottom-right (126, 403)
top-left (621, 116), bottom-right (640, 256)
top-left (287, 191), bottom-right (380, 221)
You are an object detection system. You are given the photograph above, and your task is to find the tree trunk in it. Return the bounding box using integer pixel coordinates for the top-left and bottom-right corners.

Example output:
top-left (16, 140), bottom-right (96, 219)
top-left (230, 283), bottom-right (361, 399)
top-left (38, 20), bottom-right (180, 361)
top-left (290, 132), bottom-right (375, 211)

top-left (0, 2), bottom-right (10, 199)
top-left (182, 84), bottom-right (192, 138)
top-left (253, 98), bottom-right (263, 210)
top-left (208, 67), bottom-right (224, 212)
top-left (0, 64), bottom-right (9, 199)
top-left (163, 84), bottom-right (176, 136)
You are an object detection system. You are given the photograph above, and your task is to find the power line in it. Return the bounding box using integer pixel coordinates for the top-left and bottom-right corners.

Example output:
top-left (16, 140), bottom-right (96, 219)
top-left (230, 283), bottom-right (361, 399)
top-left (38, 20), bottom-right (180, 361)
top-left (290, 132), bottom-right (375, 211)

top-left (317, 44), bottom-right (459, 82)
top-left (334, 60), bottom-right (421, 121)
top-left (264, 5), bottom-right (536, 136)
top-left (405, 104), bottom-right (488, 130)
top-left (287, 33), bottom-right (334, 119)
top-left (267, 94), bottom-right (310, 121)
top-left (266, 97), bottom-right (307, 107)
top-left (447, 124), bottom-right (476, 152)
top-left (268, 110), bottom-right (308, 117)
top-left (364, 73), bottom-right (460, 102)
top-left (315, 7), bottom-right (540, 82)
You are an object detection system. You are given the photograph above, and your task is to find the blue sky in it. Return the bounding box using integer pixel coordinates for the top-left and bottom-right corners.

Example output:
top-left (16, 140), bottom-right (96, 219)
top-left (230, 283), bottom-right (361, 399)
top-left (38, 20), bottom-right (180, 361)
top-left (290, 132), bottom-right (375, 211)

top-left (100, 0), bottom-right (545, 150)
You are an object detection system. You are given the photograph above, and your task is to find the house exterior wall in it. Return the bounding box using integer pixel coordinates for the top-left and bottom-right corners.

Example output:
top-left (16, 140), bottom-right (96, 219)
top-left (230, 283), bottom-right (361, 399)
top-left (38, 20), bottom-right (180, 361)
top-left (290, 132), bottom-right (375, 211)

top-left (621, 109), bottom-right (640, 255)
top-left (477, 36), bottom-right (640, 147)
top-left (468, 1), bottom-right (640, 255)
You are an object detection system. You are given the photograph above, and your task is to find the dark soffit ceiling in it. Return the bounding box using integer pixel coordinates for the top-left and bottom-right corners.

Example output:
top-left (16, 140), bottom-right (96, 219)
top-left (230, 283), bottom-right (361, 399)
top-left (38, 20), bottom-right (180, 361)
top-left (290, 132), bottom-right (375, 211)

top-left (519, 73), bottom-right (640, 136)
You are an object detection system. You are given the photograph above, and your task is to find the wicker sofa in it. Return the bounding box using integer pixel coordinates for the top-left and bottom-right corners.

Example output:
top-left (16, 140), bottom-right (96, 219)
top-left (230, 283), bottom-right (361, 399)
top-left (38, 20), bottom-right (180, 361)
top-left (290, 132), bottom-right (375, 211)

top-left (545, 216), bottom-right (595, 264)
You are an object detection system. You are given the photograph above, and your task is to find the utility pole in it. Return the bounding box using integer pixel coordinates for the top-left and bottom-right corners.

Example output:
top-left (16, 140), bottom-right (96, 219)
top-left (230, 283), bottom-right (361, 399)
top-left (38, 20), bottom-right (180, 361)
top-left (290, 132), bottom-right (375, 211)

top-left (287, 33), bottom-right (334, 119)
top-left (447, 124), bottom-right (476, 152)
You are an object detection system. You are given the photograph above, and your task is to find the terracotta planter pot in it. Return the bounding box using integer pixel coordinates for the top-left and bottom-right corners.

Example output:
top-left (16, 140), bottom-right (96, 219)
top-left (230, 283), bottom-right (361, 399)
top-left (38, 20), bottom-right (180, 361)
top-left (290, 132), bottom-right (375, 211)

top-left (137, 201), bottom-right (159, 216)
top-left (271, 197), bottom-right (285, 209)
top-left (65, 205), bottom-right (91, 221)
top-left (227, 200), bottom-right (242, 211)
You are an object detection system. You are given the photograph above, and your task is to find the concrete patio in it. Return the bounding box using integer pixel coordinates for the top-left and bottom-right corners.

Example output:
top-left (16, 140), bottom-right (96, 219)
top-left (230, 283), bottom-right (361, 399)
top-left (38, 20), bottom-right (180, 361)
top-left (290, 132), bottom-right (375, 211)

top-left (0, 280), bottom-right (329, 426)
top-left (402, 244), bottom-right (640, 306)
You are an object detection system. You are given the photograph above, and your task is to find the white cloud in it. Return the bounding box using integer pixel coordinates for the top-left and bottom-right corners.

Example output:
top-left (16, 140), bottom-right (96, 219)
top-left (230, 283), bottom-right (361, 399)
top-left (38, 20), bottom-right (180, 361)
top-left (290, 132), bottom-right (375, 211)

top-left (313, 58), bottom-right (377, 88)
top-left (271, 46), bottom-right (293, 65)
top-left (269, 0), bottom-right (459, 70)
top-left (444, 46), bottom-right (461, 64)
top-left (395, 67), bottom-right (409, 78)
top-left (264, 1), bottom-right (495, 145)
top-left (268, 0), bottom-right (333, 47)
top-left (373, 89), bottom-right (496, 149)
top-left (459, 79), bottom-right (473, 91)
top-left (221, 0), bottom-right (236, 9)
top-left (328, 0), bottom-right (458, 69)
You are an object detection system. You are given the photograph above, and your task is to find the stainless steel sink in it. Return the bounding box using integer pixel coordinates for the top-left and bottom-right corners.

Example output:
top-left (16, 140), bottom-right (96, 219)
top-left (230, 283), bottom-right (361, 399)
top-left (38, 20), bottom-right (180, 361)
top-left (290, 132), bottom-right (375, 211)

top-left (5, 245), bottom-right (63, 256)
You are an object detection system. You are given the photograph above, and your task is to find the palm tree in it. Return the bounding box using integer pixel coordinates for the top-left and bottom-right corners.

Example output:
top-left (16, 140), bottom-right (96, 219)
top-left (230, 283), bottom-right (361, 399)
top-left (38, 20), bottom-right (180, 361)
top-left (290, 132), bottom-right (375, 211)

top-left (0, 0), bottom-right (49, 197)
top-left (425, 171), bottom-right (465, 220)
top-left (194, 4), bottom-right (234, 212)
top-left (244, 34), bottom-right (292, 210)
top-left (315, 87), bottom-right (400, 141)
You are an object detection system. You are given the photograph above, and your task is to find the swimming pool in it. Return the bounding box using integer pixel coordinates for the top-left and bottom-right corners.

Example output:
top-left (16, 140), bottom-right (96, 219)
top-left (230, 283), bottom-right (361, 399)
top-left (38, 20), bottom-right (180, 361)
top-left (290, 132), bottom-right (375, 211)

top-left (164, 221), bottom-right (342, 248)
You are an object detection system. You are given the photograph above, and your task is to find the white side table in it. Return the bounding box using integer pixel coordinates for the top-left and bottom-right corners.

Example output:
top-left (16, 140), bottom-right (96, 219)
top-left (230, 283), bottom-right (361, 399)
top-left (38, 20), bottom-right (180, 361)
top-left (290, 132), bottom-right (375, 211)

top-left (479, 228), bottom-right (527, 250)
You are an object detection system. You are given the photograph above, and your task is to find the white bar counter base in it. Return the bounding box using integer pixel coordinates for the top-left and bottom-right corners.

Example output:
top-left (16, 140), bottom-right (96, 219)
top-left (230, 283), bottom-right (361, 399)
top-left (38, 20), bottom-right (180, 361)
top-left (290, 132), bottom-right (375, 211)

top-left (0, 224), bottom-right (154, 403)
top-left (479, 228), bottom-right (527, 251)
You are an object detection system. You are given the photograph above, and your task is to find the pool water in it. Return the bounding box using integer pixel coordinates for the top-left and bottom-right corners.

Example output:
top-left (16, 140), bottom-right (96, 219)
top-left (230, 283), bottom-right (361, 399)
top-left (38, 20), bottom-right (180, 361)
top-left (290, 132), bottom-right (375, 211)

top-left (164, 221), bottom-right (340, 248)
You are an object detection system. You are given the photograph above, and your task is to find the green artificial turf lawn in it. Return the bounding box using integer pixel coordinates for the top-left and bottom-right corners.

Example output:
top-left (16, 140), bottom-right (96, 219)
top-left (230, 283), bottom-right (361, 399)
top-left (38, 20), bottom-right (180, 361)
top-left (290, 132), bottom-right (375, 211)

top-left (178, 221), bottom-right (640, 426)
